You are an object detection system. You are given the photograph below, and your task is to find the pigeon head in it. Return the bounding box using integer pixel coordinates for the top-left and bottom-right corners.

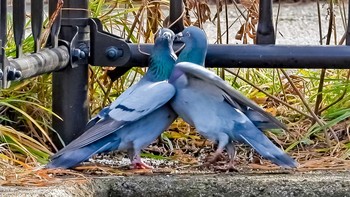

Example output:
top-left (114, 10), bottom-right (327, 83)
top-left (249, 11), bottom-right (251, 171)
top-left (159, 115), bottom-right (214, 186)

top-left (147, 28), bottom-right (177, 81)
top-left (175, 26), bottom-right (208, 66)
top-left (154, 28), bottom-right (176, 47)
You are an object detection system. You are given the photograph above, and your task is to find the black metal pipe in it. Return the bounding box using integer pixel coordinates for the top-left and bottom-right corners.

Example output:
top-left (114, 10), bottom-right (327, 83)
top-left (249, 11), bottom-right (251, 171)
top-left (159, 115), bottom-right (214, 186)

top-left (0, 0), bottom-right (7, 47)
top-left (9, 46), bottom-right (69, 79)
top-left (52, 0), bottom-right (89, 148)
top-left (346, 0), bottom-right (350, 45)
top-left (48, 0), bottom-right (61, 48)
top-left (256, 0), bottom-right (275, 44)
top-left (0, 40), bottom-right (2, 80)
top-left (118, 44), bottom-right (350, 69)
top-left (169, 0), bottom-right (184, 33)
top-left (31, 0), bottom-right (44, 52)
top-left (0, 0), bottom-right (7, 87)
top-left (13, 0), bottom-right (25, 57)
top-left (205, 45), bottom-right (350, 68)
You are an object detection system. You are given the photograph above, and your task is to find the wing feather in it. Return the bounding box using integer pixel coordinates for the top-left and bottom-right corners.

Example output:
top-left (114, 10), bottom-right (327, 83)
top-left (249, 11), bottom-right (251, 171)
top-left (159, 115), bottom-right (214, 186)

top-left (176, 62), bottom-right (287, 130)
top-left (52, 81), bottom-right (175, 157)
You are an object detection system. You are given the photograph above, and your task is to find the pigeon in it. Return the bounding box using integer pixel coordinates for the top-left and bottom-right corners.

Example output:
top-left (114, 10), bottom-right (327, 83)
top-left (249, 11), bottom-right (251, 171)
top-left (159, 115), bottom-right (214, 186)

top-left (170, 26), bottom-right (297, 168)
top-left (46, 28), bottom-right (178, 169)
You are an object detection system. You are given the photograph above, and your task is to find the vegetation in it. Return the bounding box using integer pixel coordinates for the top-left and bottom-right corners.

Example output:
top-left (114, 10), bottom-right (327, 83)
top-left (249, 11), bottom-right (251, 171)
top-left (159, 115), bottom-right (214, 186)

top-left (1, 0), bottom-right (350, 185)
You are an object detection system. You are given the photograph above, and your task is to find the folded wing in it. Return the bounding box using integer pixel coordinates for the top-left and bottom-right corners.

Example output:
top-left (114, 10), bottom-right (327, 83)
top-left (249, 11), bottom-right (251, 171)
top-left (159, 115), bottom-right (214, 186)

top-left (175, 62), bottom-right (287, 130)
top-left (52, 81), bottom-right (175, 158)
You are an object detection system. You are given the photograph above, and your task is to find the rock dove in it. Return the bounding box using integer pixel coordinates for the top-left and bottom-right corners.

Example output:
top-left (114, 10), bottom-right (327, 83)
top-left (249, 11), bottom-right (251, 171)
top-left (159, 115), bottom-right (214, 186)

top-left (46, 28), bottom-right (178, 169)
top-left (170, 26), bottom-right (298, 168)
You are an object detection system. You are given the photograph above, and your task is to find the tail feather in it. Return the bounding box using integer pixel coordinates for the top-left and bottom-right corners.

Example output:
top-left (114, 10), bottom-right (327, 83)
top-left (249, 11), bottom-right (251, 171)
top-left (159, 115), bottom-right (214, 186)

top-left (85, 107), bottom-right (111, 130)
top-left (244, 109), bottom-right (284, 130)
top-left (46, 139), bottom-right (118, 169)
top-left (46, 147), bottom-right (95, 169)
top-left (239, 131), bottom-right (298, 168)
top-left (250, 121), bottom-right (281, 130)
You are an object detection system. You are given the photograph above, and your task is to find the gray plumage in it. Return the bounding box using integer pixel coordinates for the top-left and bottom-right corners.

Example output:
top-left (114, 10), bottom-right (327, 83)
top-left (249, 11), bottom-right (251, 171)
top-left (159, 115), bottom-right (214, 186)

top-left (47, 28), bottom-right (178, 169)
top-left (171, 26), bottom-right (297, 168)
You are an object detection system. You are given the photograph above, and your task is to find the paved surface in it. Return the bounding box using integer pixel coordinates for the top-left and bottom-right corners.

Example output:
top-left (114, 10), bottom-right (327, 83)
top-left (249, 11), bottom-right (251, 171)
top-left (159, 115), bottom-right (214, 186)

top-left (204, 2), bottom-right (345, 45)
top-left (1, 171), bottom-right (350, 197)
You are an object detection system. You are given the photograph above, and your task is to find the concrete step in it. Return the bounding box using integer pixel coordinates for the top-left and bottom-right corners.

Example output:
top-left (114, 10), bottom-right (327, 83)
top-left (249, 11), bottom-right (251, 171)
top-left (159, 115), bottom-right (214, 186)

top-left (1, 171), bottom-right (350, 197)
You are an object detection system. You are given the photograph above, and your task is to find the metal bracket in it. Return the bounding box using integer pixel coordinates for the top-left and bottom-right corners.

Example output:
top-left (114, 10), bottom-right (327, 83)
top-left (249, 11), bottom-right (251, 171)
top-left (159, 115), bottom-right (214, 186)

top-left (0, 39), bottom-right (21, 88)
top-left (0, 40), bottom-right (3, 81)
top-left (69, 26), bottom-right (89, 68)
top-left (60, 18), bottom-right (90, 68)
top-left (89, 18), bottom-right (131, 67)
top-left (0, 55), bottom-right (21, 88)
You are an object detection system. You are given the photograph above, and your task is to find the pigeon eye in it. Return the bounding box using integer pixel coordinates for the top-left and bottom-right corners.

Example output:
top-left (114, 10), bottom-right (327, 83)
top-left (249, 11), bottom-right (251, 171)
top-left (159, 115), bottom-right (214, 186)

top-left (186, 32), bottom-right (190, 37)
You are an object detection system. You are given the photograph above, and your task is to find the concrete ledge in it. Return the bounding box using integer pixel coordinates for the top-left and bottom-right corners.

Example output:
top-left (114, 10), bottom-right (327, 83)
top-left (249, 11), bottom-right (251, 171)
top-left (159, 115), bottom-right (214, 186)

top-left (2, 172), bottom-right (350, 196)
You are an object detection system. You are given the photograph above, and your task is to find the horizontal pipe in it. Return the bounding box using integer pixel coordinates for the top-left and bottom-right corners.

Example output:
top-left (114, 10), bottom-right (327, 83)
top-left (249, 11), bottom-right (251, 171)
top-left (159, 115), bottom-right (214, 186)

top-left (124, 44), bottom-right (350, 69)
top-left (9, 45), bottom-right (70, 79)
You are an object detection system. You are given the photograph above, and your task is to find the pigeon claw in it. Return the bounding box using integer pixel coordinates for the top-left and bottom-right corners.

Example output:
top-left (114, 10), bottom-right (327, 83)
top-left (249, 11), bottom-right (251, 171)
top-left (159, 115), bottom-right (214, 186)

top-left (132, 161), bottom-right (154, 169)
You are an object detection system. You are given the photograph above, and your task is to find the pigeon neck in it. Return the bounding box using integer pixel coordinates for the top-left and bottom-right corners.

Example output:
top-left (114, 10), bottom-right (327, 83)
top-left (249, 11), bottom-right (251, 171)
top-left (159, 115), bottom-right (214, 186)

top-left (146, 45), bottom-right (176, 81)
top-left (177, 44), bottom-right (207, 66)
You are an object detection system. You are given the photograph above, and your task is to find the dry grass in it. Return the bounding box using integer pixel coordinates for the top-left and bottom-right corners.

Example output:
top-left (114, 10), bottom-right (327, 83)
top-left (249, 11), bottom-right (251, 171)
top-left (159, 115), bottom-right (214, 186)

top-left (1, 0), bottom-right (350, 186)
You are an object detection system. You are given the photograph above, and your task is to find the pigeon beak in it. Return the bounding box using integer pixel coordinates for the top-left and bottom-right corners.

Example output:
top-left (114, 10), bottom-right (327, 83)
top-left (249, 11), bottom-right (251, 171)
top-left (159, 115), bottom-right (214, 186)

top-left (174, 32), bottom-right (183, 42)
top-left (162, 31), bottom-right (172, 40)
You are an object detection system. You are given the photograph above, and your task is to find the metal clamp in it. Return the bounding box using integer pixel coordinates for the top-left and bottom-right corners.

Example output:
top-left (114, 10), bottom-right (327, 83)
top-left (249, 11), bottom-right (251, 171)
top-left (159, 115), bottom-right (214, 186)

top-left (60, 18), bottom-right (90, 68)
top-left (88, 18), bottom-right (131, 67)
top-left (69, 26), bottom-right (89, 68)
top-left (0, 53), bottom-right (22, 88)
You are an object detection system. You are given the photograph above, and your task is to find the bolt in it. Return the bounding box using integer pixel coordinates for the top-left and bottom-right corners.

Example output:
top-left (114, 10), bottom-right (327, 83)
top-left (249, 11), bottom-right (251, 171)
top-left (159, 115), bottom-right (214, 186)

top-left (7, 67), bottom-right (21, 80)
top-left (72, 48), bottom-right (82, 59)
top-left (79, 50), bottom-right (86, 59)
top-left (72, 48), bottom-right (88, 61)
top-left (79, 44), bottom-right (89, 58)
top-left (80, 46), bottom-right (89, 55)
top-left (7, 68), bottom-right (15, 80)
top-left (106, 47), bottom-right (123, 61)
top-left (14, 70), bottom-right (22, 79)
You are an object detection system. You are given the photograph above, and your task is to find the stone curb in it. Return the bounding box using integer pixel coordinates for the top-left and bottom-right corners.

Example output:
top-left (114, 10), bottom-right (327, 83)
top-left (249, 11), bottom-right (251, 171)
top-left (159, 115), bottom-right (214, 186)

top-left (1, 172), bottom-right (350, 197)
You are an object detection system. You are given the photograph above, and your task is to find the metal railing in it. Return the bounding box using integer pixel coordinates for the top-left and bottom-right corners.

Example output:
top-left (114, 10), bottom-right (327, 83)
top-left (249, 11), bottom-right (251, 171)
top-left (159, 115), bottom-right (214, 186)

top-left (1, 0), bottom-right (350, 147)
top-left (0, 0), bottom-right (68, 88)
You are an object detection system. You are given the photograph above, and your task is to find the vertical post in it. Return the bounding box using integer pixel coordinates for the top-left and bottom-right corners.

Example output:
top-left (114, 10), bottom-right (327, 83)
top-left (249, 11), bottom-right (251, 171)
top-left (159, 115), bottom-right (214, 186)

top-left (1, 0), bottom-right (7, 87)
top-left (0, 0), bottom-right (7, 46)
top-left (169, 0), bottom-right (184, 33)
top-left (13, 0), bottom-right (25, 58)
top-left (31, 0), bottom-right (44, 52)
top-left (346, 0), bottom-right (350, 45)
top-left (256, 0), bottom-right (275, 44)
top-left (48, 0), bottom-right (61, 48)
top-left (0, 40), bottom-right (2, 80)
top-left (52, 0), bottom-right (89, 148)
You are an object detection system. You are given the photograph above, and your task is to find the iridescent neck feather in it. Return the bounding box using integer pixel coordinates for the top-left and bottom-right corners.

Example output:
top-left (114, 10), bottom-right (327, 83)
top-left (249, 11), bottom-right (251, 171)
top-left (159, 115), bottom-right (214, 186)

top-left (177, 38), bottom-right (207, 66)
top-left (146, 42), bottom-right (176, 81)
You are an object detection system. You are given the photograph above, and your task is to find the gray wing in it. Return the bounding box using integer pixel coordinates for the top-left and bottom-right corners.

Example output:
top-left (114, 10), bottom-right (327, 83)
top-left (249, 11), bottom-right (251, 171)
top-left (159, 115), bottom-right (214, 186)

top-left (85, 80), bottom-right (142, 130)
top-left (175, 62), bottom-right (287, 130)
top-left (53, 81), bottom-right (176, 157)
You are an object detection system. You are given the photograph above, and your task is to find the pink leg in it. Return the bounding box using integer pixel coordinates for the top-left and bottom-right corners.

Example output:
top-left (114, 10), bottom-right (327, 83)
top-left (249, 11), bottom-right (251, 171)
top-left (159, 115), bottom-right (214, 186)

top-left (131, 155), bottom-right (154, 169)
top-left (206, 148), bottom-right (224, 164)
top-left (204, 134), bottom-right (230, 166)
top-left (226, 143), bottom-right (238, 171)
